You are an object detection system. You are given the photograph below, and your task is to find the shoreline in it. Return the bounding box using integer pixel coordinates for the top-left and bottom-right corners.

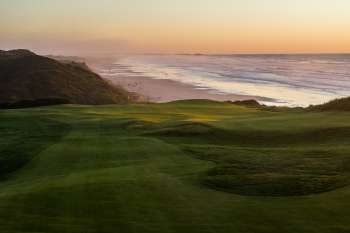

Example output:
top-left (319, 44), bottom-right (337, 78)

top-left (102, 74), bottom-right (273, 103)
top-left (87, 59), bottom-right (275, 104)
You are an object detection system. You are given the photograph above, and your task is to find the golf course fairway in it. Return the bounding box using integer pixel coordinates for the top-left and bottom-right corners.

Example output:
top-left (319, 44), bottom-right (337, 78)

top-left (1, 100), bottom-right (350, 233)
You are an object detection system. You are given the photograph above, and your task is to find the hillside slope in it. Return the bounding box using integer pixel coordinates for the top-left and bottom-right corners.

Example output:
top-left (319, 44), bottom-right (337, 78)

top-left (0, 49), bottom-right (133, 105)
top-left (310, 97), bottom-right (350, 111)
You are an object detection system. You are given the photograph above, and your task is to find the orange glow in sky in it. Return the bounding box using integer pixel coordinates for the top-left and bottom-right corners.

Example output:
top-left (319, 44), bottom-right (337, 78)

top-left (1, 0), bottom-right (350, 55)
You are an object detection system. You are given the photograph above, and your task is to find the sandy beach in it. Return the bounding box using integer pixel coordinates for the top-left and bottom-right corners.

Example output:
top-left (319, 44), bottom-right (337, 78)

top-left (105, 74), bottom-right (270, 103)
top-left (87, 58), bottom-right (270, 103)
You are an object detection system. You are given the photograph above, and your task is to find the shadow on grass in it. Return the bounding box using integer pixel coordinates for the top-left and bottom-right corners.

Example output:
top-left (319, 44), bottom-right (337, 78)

top-left (0, 117), bottom-right (71, 180)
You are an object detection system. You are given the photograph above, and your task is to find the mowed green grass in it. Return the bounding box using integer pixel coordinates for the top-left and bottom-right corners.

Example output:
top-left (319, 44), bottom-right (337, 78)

top-left (1, 100), bottom-right (350, 233)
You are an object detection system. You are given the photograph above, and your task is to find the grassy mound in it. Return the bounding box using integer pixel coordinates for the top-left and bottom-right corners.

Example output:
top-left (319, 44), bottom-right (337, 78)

top-left (0, 116), bottom-right (70, 179)
top-left (185, 146), bottom-right (350, 196)
top-left (148, 121), bottom-right (350, 146)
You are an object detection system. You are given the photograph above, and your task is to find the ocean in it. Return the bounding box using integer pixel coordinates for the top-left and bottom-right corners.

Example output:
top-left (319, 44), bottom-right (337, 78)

top-left (99, 54), bottom-right (350, 107)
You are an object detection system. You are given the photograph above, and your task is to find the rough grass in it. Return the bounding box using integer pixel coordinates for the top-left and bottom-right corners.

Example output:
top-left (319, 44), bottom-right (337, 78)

top-left (1, 101), bottom-right (350, 233)
top-left (0, 51), bottom-right (134, 104)
top-left (184, 146), bottom-right (350, 196)
top-left (310, 97), bottom-right (350, 111)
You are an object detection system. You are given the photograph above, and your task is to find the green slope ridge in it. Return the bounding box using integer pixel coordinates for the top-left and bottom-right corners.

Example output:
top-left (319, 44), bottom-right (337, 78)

top-left (1, 101), bottom-right (350, 233)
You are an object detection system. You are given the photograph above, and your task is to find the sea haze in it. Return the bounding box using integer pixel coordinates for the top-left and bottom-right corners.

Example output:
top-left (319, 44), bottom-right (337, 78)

top-left (98, 54), bottom-right (350, 107)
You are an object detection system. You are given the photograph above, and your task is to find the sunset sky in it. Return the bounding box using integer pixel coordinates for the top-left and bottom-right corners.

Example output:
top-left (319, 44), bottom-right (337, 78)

top-left (1, 0), bottom-right (350, 55)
